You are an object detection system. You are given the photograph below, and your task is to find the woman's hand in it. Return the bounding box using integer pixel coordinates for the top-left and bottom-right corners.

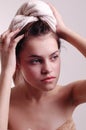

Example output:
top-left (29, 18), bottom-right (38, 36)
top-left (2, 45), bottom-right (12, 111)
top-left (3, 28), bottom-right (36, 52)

top-left (48, 2), bottom-right (66, 36)
top-left (0, 29), bottom-right (24, 76)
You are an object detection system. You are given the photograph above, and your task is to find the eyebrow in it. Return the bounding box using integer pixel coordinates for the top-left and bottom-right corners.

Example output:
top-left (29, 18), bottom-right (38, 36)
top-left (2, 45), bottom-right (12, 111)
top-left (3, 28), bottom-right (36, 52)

top-left (28, 50), bottom-right (59, 58)
top-left (50, 50), bottom-right (59, 56)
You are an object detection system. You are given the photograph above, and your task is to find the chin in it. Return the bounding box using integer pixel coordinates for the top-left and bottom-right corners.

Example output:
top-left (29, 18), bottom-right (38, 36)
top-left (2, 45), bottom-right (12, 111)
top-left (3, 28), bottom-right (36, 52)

top-left (41, 83), bottom-right (57, 92)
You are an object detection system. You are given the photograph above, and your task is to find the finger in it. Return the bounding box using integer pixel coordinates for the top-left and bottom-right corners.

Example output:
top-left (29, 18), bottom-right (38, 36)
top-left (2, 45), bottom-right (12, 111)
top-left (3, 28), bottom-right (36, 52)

top-left (8, 28), bottom-right (20, 39)
top-left (9, 34), bottom-right (24, 49)
top-left (1, 29), bottom-right (10, 39)
top-left (0, 30), bottom-right (10, 48)
top-left (1, 28), bottom-right (20, 42)
top-left (4, 29), bottom-right (20, 42)
top-left (0, 31), bottom-right (9, 52)
top-left (2, 29), bottom-right (21, 49)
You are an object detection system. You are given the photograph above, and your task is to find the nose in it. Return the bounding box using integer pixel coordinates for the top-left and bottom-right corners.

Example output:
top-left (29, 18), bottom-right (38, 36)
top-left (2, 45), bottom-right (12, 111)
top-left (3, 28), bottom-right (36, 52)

top-left (41, 60), bottom-right (52, 75)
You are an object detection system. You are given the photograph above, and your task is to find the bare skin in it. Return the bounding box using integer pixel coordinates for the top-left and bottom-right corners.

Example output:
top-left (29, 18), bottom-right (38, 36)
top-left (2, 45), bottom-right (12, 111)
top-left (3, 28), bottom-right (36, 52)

top-left (9, 84), bottom-right (75, 130)
top-left (0, 3), bottom-right (86, 130)
top-left (8, 34), bottom-right (75, 130)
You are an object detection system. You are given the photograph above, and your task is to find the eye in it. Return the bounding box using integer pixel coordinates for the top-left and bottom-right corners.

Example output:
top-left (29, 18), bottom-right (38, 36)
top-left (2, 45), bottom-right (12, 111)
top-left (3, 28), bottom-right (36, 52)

top-left (51, 55), bottom-right (59, 61)
top-left (30, 58), bottom-right (43, 65)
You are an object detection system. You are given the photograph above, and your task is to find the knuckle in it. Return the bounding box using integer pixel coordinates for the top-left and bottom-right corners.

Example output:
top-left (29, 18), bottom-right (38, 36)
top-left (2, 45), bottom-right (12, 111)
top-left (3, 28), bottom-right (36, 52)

top-left (13, 39), bottom-right (17, 43)
top-left (4, 34), bottom-right (10, 40)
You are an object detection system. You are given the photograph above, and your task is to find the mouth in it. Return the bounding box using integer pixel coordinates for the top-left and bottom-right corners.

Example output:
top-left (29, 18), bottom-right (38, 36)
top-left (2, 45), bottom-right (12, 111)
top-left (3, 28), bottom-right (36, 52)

top-left (41, 77), bottom-right (56, 82)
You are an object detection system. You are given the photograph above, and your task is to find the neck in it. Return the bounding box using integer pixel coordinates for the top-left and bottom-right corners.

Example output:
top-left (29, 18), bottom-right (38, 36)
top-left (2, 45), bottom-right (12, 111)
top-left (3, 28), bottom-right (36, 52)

top-left (21, 82), bottom-right (58, 102)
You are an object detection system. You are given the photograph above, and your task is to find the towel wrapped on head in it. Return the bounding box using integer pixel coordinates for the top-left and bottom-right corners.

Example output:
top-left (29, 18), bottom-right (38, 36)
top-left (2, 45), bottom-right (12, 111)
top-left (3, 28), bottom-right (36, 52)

top-left (9, 0), bottom-right (57, 32)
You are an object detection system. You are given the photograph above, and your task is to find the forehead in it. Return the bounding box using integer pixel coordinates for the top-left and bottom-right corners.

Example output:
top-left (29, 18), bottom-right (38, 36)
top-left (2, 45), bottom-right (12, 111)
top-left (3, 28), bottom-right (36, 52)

top-left (19, 33), bottom-right (59, 59)
top-left (25, 33), bottom-right (58, 51)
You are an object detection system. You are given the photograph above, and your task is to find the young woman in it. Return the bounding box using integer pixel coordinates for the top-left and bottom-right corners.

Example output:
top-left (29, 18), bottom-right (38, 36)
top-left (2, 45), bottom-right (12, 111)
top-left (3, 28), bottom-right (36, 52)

top-left (0, 1), bottom-right (86, 130)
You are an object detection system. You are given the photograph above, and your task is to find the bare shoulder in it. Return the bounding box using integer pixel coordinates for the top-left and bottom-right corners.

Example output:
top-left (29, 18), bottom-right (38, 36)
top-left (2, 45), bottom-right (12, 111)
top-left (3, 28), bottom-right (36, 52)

top-left (51, 84), bottom-right (74, 107)
top-left (59, 79), bottom-right (86, 106)
top-left (55, 81), bottom-right (79, 103)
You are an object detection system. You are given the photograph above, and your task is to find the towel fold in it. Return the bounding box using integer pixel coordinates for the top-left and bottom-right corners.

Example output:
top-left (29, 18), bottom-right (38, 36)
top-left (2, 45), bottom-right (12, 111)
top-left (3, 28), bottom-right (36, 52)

top-left (9, 0), bottom-right (57, 32)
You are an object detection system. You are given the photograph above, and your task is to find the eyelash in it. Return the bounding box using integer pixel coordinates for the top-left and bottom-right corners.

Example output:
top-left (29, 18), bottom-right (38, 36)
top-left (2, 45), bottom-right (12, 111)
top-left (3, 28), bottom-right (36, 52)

top-left (30, 59), bottom-right (42, 65)
top-left (51, 55), bottom-right (59, 61)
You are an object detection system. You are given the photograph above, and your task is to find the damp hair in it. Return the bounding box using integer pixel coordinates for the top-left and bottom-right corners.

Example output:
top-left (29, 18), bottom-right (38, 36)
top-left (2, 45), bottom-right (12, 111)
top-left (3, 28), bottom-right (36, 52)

top-left (15, 19), bottom-right (61, 60)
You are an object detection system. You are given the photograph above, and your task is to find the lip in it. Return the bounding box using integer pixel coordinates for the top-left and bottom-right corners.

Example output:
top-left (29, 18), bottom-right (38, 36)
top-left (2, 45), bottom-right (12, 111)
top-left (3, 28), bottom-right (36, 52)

top-left (41, 77), bottom-right (56, 82)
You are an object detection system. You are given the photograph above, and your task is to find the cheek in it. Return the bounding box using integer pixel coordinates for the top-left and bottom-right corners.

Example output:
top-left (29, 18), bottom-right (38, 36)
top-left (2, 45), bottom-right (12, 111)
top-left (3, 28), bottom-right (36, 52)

top-left (20, 64), bottom-right (41, 81)
top-left (54, 58), bottom-right (60, 74)
top-left (28, 67), bottom-right (40, 78)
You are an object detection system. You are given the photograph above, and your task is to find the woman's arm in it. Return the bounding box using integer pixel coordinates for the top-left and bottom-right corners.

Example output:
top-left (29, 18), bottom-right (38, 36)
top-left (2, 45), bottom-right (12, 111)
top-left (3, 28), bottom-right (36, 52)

top-left (72, 80), bottom-right (86, 106)
top-left (59, 27), bottom-right (86, 57)
top-left (0, 29), bottom-right (24, 130)
top-left (49, 3), bottom-right (86, 106)
top-left (65, 80), bottom-right (86, 106)
top-left (0, 72), bottom-right (13, 130)
top-left (49, 3), bottom-right (86, 57)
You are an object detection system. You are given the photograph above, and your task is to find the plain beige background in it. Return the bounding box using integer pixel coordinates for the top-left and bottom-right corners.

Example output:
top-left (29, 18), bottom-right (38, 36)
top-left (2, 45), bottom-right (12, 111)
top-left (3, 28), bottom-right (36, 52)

top-left (0, 0), bottom-right (86, 130)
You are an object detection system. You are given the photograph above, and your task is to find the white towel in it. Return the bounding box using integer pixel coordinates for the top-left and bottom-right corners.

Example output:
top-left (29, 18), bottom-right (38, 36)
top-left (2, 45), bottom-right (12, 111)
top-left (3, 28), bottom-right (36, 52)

top-left (9, 0), bottom-right (57, 32)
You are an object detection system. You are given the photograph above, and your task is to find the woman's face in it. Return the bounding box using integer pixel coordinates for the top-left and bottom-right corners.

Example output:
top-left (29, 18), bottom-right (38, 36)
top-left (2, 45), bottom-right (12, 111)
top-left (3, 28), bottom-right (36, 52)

top-left (19, 33), bottom-right (60, 91)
